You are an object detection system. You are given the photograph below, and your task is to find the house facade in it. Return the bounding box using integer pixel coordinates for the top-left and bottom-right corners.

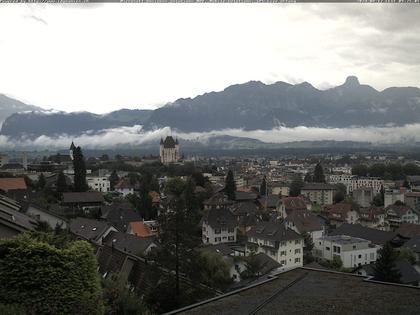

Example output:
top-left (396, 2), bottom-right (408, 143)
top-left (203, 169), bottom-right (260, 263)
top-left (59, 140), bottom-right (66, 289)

top-left (87, 176), bottom-right (110, 193)
top-left (385, 205), bottom-right (419, 230)
top-left (246, 222), bottom-right (303, 268)
top-left (202, 207), bottom-right (237, 245)
top-left (301, 183), bottom-right (335, 206)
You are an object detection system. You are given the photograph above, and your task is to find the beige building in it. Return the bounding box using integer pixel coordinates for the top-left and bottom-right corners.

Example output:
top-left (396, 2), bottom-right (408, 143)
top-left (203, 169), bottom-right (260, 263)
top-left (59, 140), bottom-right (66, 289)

top-left (159, 136), bottom-right (180, 164)
top-left (301, 183), bottom-right (336, 206)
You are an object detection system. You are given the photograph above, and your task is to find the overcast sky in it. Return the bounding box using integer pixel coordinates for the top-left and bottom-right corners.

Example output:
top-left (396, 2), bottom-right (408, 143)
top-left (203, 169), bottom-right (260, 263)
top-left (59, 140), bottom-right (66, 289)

top-left (1, 4), bottom-right (419, 114)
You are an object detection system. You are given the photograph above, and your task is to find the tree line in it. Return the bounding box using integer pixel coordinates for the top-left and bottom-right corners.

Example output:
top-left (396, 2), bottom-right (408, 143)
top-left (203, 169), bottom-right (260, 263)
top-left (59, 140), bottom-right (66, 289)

top-left (352, 163), bottom-right (420, 180)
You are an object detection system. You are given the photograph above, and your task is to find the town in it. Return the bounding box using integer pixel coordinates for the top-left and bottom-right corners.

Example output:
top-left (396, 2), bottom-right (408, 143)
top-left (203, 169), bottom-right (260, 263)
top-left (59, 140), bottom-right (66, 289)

top-left (1, 137), bottom-right (420, 314)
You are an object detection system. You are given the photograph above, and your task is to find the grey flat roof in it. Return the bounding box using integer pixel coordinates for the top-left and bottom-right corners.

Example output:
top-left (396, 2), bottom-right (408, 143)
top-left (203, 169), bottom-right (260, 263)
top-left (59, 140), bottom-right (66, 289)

top-left (173, 268), bottom-right (420, 315)
top-left (319, 235), bottom-right (370, 245)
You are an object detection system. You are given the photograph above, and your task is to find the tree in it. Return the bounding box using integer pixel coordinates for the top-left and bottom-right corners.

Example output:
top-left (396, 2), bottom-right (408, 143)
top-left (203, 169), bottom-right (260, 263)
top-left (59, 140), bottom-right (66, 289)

top-left (225, 170), bottom-right (236, 200)
top-left (198, 251), bottom-right (233, 291)
top-left (373, 242), bottom-right (401, 283)
top-left (304, 173), bottom-right (313, 183)
top-left (109, 170), bottom-right (119, 190)
top-left (155, 178), bottom-right (202, 308)
top-left (38, 173), bottom-right (46, 190)
top-left (127, 190), bottom-right (156, 220)
top-left (260, 176), bottom-right (267, 197)
top-left (402, 178), bottom-right (411, 190)
top-left (372, 185), bottom-right (385, 207)
top-left (240, 252), bottom-right (262, 279)
top-left (313, 163), bottom-right (325, 183)
top-left (334, 183), bottom-right (347, 204)
top-left (56, 171), bottom-right (68, 193)
top-left (73, 146), bottom-right (88, 192)
top-left (331, 255), bottom-right (343, 270)
top-left (102, 273), bottom-right (151, 315)
top-left (0, 233), bottom-right (103, 314)
top-left (289, 175), bottom-right (304, 197)
top-left (398, 247), bottom-right (416, 265)
top-left (352, 164), bottom-right (368, 177)
top-left (302, 232), bottom-right (314, 264)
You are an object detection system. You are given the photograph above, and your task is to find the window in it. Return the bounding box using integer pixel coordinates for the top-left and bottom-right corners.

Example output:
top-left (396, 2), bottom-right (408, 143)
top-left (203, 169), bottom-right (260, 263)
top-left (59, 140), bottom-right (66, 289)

top-left (358, 254), bottom-right (362, 259)
top-left (228, 228), bottom-right (234, 233)
top-left (295, 258), bottom-right (301, 263)
top-left (228, 236), bottom-right (234, 241)
top-left (326, 247), bottom-right (330, 251)
top-left (215, 237), bottom-right (221, 242)
top-left (295, 249), bottom-right (301, 254)
top-left (280, 260), bottom-right (286, 265)
top-left (270, 250), bottom-right (276, 256)
top-left (295, 239), bottom-right (300, 244)
top-left (370, 253), bottom-right (375, 260)
top-left (353, 245), bottom-right (356, 249)
top-left (281, 251), bottom-right (286, 256)
top-left (214, 229), bottom-right (221, 234)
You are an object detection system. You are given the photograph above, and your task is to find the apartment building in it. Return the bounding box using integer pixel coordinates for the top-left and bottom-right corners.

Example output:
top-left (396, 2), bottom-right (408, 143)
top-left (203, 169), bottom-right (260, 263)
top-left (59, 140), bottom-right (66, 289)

top-left (314, 235), bottom-right (378, 268)
top-left (246, 222), bottom-right (303, 268)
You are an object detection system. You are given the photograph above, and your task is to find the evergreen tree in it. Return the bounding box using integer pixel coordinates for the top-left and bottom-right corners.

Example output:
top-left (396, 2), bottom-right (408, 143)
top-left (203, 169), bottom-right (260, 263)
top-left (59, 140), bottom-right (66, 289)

top-left (334, 183), bottom-right (347, 204)
top-left (38, 173), bottom-right (46, 190)
top-left (302, 232), bottom-right (314, 264)
top-left (373, 242), bottom-right (401, 283)
top-left (109, 170), bottom-right (119, 190)
top-left (289, 175), bottom-right (304, 197)
top-left (154, 178), bottom-right (203, 309)
top-left (56, 171), bottom-right (68, 193)
top-left (225, 170), bottom-right (236, 200)
top-left (260, 176), bottom-right (267, 197)
top-left (304, 173), bottom-right (313, 183)
top-left (73, 146), bottom-right (88, 192)
top-left (313, 163), bottom-right (326, 183)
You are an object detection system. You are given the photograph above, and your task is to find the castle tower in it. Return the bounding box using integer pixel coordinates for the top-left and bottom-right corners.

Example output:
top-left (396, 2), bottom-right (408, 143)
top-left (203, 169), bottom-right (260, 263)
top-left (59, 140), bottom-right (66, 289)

top-left (160, 136), bottom-right (180, 164)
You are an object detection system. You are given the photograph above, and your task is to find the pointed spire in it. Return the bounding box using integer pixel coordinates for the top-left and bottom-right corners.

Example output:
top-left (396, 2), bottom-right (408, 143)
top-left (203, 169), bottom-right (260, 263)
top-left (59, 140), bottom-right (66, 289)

top-left (70, 141), bottom-right (75, 150)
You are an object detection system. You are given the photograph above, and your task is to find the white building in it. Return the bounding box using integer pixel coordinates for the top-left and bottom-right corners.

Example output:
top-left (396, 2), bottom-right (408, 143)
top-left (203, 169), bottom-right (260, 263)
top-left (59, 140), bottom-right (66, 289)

top-left (328, 175), bottom-right (383, 195)
top-left (246, 222), bottom-right (303, 268)
top-left (202, 207), bottom-right (237, 245)
top-left (87, 176), bottom-right (110, 193)
top-left (314, 235), bottom-right (378, 268)
top-left (159, 136), bottom-right (180, 164)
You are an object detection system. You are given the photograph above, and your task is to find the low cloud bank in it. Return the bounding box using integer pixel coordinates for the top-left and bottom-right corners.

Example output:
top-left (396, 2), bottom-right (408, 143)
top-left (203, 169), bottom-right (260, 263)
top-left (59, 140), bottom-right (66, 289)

top-left (0, 123), bottom-right (420, 150)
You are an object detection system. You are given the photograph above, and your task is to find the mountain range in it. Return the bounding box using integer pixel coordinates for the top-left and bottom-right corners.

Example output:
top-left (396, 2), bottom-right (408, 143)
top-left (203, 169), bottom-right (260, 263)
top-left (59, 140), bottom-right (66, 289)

top-left (0, 94), bottom-right (43, 125)
top-left (1, 76), bottom-right (420, 140)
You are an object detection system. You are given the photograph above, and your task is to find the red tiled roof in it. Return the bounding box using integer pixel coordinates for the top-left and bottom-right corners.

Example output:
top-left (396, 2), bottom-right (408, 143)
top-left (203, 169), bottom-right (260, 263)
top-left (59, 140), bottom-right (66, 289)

top-left (129, 221), bottom-right (153, 238)
top-left (0, 178), bottom-right (27, 191)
